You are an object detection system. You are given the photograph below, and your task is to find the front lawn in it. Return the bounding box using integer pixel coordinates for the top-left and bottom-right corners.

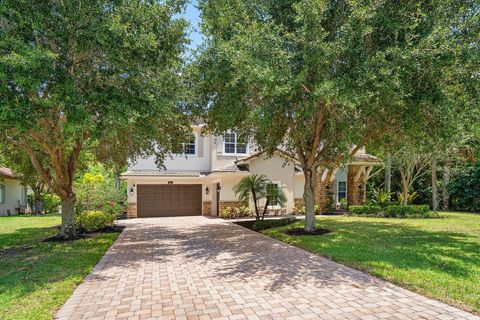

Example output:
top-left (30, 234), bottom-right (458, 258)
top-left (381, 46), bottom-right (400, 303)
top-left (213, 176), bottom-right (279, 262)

top-left (0, 214), bottom-right (119, 320)
top-left (264, 212), bottom-right (480, 314)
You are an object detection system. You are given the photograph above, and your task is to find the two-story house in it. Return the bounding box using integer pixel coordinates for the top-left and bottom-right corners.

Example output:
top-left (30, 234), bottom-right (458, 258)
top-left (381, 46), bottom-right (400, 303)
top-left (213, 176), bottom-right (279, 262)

top-left (121, 124), bottom-right (381, 218)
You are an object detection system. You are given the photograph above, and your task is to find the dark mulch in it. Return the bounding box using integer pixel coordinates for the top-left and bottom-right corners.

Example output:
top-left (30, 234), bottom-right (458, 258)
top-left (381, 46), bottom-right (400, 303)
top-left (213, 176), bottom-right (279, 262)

top-left (282, 228), bottom-right (331, 236)
top-left (234, 220), bottom-right (256, 230)
top-left (43, 225), bottom-right (125, 243)
top-left (320, 211), bottom-right (345, 216)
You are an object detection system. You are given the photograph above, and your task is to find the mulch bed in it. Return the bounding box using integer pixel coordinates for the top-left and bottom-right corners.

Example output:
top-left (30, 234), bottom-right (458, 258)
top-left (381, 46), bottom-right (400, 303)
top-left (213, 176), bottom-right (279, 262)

top-left (43, 225), bottom-right (125, 243)
top-left (234, 220), bottom-right (256, 230)
top-left (282, 228), bottom-right (331, 236)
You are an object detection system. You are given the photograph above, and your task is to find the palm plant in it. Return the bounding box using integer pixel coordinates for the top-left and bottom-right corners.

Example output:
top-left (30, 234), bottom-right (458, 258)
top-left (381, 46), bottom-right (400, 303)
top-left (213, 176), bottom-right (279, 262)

top-left (233, 174), bottom-right (286, 220)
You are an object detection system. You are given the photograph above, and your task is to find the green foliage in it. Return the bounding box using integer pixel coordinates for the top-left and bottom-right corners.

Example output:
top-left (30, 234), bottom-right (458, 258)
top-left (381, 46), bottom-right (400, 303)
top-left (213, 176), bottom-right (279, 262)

top-left (0, 0), bottom-right (190, 237)
top-left (384, 205), bottom-right (436, 218)
top-left (370, 189), bottom-right (392, 208)
top-left (398, 191), bottom-right (419, 205)
top-left (41, 193), bottom-right (61, 214)
top-left (233, 174), bottom-right (287, 219)
top-left (75, 211), bottom-right (115, 233)
top-left (75, 164), bottom-right (126, 217)
top-left (220, 206), bottom-right (253, 219)
top-left (193, 0), bottom-right (478, 231)
top-left (449, 162), bottom-right (480, 212)
top-left (349, 205), bottom-right (382, 216)
top-left (252, 216), bottom-right (297, 231)
top-left (349, 205), bottom-right (435, 218)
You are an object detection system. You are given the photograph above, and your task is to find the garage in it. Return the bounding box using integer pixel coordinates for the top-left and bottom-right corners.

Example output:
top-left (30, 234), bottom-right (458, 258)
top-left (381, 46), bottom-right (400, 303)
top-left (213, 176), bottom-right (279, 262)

top-left (137, 184), bottom-right (202, 217)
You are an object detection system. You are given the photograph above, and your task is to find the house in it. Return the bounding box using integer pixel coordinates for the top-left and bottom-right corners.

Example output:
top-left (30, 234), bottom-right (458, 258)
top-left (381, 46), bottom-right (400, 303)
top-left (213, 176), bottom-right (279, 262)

top-left (0, 167), bottom-right (29, 216)
top-left (121, 125), bottom-right (381, 218)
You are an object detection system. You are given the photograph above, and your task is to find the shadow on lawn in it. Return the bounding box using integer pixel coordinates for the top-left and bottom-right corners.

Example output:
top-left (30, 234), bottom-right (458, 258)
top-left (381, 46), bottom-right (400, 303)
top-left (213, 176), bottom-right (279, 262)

top-left (106, 218), bottom-right (479, 292)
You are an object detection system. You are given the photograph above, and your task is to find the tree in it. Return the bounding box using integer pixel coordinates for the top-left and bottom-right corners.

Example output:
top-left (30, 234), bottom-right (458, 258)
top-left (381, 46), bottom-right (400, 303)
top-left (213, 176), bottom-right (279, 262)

top-left (393, 147), bottom-right (431, 205)
top-left (192, 0), bottom-right (477, 231)
top-left (0, 0), bottom-right (190, 238)
top-left (233, 174), bottom-right (286, 221)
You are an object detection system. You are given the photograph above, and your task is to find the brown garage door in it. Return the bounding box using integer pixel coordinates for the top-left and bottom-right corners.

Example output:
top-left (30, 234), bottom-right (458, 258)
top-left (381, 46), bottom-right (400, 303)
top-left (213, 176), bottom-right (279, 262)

top-left (137, 184), bottom-right (202, 217)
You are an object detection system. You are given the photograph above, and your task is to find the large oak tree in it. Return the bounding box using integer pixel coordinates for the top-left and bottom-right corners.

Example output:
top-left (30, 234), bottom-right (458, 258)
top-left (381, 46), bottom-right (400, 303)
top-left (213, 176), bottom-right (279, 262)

top-left (192, 0), bottom-right (479, 231)
top-left (0, 0), bottom-right (190, 238)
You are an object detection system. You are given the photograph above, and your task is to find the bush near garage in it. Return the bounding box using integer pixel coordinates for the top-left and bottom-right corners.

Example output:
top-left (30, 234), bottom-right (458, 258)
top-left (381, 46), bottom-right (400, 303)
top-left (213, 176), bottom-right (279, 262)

top-left (76, 210), bottom-right (116, 233)
top-left (221, 206), bottom-right (254, 219)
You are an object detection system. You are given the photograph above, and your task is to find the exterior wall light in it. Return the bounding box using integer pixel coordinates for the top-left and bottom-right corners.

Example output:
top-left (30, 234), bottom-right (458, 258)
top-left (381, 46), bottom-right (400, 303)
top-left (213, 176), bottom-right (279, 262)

top-left (205, 186), bottom-right (209, 195)
top-left (129, 185), bottom-right (135, 196)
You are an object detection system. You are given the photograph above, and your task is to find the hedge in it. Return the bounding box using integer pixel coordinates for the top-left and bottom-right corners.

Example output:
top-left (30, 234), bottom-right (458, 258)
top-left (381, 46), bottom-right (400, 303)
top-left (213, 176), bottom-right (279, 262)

top-left (347, 205), bottom-right (437, 218)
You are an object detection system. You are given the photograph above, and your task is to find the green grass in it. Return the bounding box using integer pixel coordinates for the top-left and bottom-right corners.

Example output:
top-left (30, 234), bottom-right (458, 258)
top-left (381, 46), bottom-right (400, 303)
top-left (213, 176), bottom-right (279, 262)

top-left (265, 212), bottom-right (480, 314)
top-left (0, 214), bottom-right (119, 320)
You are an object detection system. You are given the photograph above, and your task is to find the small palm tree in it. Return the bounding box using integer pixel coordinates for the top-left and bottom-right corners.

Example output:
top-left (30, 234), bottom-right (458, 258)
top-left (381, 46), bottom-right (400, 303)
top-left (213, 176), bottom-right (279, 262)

top-left (234, 174), bottom-right (286, 220)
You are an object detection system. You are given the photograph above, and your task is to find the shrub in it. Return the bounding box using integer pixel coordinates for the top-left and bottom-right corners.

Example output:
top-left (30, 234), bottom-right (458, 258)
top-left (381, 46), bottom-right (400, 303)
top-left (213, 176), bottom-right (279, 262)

top-left (385, 205), bottom-right (432, 218)
top-left (252, 216), bottom-right (297, 231)
top-left (220, 206), bottom-right (254, 219)
top-left (42, 193), bottom-right (61, 213)
top-left (348, 204), bottom-right (435, 218)
top-left (348, 205), bottom-right (382, 216)
top-left (296, 204), bottom-right (321, 214)
top-left (76, 210), bottom-right (115, 233)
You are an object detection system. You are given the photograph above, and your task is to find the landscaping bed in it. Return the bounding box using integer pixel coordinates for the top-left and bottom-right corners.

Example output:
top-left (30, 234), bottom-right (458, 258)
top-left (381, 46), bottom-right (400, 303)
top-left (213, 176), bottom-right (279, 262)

top-left (0, 214), bottom-right (120, 320)
top-left (234, 216), bottom-right (298, 231)
top-left (264, 212), bottom-right (480, 314)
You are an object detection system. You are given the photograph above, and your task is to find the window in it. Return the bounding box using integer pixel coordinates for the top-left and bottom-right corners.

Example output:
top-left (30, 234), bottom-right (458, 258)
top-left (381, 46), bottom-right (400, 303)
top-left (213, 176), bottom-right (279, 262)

top-left (0, 184), bottom-right (5, 204)
top-left (337, 181), bottom-right (347, 200)
top-left (267, 183), bottom-right (280, 207)
top-left (223, 132), bottom-right (248, 155)
top-left (22, 187), bottom-right (28, 205)
top-left (173, 135), bottom-right (196, 155)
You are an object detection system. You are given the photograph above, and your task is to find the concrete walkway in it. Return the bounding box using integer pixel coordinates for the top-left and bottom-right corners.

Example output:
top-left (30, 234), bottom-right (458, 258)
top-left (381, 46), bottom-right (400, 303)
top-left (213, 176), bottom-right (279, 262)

top-left (56, 216), bottom-right (478, 320)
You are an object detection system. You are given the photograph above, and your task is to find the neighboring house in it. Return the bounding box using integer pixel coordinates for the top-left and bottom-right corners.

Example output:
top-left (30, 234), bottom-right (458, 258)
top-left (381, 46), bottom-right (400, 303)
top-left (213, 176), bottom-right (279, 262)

top-left (0, 167), bottom-right (30, 216)
top-left (121, 125), bottom-right (381, 218)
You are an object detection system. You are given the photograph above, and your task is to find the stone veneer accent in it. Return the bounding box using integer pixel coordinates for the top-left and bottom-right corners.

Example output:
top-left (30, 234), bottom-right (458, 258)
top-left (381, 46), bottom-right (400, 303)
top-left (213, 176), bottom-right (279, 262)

top-left (315, 178), bottom-right (334, 213)
top-left (347, 166), bottom-right (366, 206)
top-left (127, 203), bottom-right (137, 218)
top-left (202, 201), bottom-right (212, 216)
top-left (218, 201), bottom-right (247, 217)
top-left (294, 198), bottom-right (304, 211)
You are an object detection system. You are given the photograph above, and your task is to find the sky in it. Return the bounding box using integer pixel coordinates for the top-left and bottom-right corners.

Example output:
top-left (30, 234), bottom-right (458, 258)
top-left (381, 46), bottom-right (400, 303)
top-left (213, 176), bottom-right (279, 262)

top-left (184, 1), bottom-right (203, 51)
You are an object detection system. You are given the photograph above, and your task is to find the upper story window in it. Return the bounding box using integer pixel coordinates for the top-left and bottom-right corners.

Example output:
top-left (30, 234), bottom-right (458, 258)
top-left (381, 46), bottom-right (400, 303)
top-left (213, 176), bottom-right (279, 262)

top-left (223, 132), bottom-right (248, 155)
top-left (0, 184), bottom-right (5, 204)
top-left (173, 134), bottom-right (196, 156)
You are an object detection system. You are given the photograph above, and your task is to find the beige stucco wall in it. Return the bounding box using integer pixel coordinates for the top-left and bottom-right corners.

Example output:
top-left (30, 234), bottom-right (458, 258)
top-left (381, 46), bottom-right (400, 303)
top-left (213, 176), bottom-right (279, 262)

top-left (129, 127), bottom-right (211, 172)
top-left (0, 179), bottom-right (27, 216)
top-left (248, 155), bottom-right (296, 213)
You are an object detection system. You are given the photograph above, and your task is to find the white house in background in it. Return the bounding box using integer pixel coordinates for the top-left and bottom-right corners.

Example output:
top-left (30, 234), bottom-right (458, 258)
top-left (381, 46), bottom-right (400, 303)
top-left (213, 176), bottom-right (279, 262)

top-left (121, 124), bottom-right (381, 218)
top-left (0, 167), bottom-right (30, 216)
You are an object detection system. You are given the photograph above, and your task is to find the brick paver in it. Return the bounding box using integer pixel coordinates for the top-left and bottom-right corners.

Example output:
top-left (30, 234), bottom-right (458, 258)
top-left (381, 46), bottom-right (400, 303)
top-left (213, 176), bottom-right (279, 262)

top-left (56, 216), bottom-right (478, 320)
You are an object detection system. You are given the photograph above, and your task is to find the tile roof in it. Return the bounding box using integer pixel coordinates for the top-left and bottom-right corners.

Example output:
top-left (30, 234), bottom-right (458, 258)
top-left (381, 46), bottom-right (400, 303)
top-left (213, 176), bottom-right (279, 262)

top-left (121, 170), bottom-right (207, 177)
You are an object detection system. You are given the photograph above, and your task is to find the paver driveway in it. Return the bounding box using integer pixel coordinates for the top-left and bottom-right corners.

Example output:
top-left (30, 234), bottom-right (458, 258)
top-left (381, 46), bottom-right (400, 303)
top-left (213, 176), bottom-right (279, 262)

top-left (56, 216), bottom-right (478, 320)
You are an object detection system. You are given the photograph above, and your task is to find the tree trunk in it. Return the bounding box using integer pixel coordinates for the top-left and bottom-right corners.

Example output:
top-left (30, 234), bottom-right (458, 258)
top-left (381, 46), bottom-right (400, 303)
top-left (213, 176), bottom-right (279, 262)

top-left (252, 189), bottom-right (260, 221)
top-left (60, 194), bottom-right (77, 239)
top-left (33, 189), bottom-right (43, 215)
top-left (384, 152), bottom-right (392, 193)
top-left (431, 156), bottom-right (439, 211)
top-left (401, 181), bottom-right (409, 206)
top-left (115, 168), bottom-right (121, 190)
top-left (303, 168), bottom-right (316, 232)
top-left (442, 157), bottom-right (451, 210)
